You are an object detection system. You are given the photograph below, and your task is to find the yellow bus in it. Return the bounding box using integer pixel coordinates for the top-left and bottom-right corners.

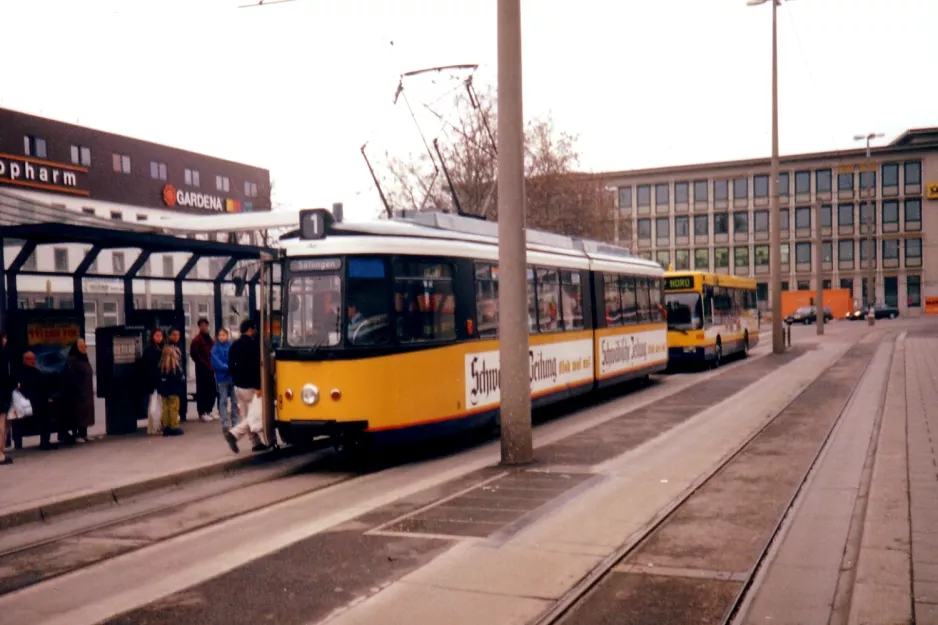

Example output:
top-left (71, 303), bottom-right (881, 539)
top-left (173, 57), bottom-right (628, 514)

top-left (662, 271), bottom-right (759, 367)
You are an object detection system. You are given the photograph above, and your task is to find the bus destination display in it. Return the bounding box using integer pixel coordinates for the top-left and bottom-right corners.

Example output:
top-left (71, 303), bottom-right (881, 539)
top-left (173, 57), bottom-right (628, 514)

top-left (664, 276), bottom-right (694, 291)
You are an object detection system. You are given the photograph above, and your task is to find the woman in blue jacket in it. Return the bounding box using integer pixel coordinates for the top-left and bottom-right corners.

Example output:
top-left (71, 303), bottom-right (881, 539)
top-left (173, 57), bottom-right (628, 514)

top-left (211, 328), bottom-right (239, 429)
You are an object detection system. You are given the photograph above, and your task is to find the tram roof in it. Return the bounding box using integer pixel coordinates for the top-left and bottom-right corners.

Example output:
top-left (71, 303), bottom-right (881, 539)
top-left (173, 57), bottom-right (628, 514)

top-left (280, 209), bottom-right (662, 273)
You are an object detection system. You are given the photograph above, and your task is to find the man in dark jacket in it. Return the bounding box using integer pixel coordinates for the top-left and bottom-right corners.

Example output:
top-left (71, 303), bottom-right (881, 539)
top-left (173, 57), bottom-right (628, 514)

top-left (18, 351), bottom-right (57, 450)
top-left (190, 318), bottom-right (217, 422)
top-left (223, 319), bottom-right (268, 453)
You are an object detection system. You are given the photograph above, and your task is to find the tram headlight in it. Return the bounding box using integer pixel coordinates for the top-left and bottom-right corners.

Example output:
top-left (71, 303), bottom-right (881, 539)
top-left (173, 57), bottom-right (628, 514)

top-left (301, 384), bottom-right (319, 406)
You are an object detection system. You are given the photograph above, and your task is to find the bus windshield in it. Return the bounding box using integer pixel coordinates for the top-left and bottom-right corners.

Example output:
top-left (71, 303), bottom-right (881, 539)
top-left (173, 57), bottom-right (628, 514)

top-left (665, 292), bottom-right (703, 331)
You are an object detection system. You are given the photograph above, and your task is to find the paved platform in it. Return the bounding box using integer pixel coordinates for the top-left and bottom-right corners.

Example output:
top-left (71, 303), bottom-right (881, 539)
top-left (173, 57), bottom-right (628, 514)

top-left (0, 413), bottom-right (283, 530)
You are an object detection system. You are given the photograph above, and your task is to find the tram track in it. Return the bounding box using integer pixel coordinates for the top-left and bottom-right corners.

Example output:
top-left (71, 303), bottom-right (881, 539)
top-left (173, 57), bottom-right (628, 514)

top-left (533, 339), bottom-right (882, 625)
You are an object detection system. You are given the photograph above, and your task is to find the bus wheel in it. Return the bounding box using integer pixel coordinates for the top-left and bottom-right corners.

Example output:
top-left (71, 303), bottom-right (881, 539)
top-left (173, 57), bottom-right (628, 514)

top-left (742, 332), bottom-right (750, 358)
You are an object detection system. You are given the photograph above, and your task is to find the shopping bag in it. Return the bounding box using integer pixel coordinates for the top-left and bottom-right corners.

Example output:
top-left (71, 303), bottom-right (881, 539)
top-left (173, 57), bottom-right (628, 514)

top-left (10, 389), bottom-right (32, 420)
top-left (147, 392), bottom-right (162, 435)
top-left (246, 396), bottom-right (263, 434)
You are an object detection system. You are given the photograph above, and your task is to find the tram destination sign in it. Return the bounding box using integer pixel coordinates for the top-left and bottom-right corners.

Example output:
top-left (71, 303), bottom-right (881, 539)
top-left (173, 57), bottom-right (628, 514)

top-left (290, 258), bottom-right (342, 272)
top-left (664, 276), bottom-right (695, 291)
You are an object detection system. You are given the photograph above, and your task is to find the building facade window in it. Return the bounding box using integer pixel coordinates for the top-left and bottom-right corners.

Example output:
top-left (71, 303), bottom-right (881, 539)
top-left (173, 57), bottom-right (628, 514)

top-left (754, 245), bottom-right (769, 267)
top-left (694, 249), bottom-right (709, 270)
top-left (112, 252), bottom-right (125, 274)
top-left (102, 302), bottom-right (119, 327)
top-left (733, 211), bottom-right (748, 234)
top-left (675, 182), bottom-right (689, 204)
top-left (882, 239), bottom-right (899, 261)
top-left (714, 212), bottom-right (729, 235)
top-left (675, 249), bottom-right (690, 270)
top-left (797, 281), bottom-right (810, 291)
top-left (110, 211), bottom-right (123, 220)
top-left (815, 169), bottom-right (832, 193)
top-left (838, 240), bottom-right (854, 262)
top-left (185, 168), bottom-right (201, 187)
top-left (905, 198), bottom-right (922, 228)
top-left (860, 239), bottom-right (875, 262)
top-left (905, 161), bottom-right (922, 187)
top-left (637, 185), bottom-right (651, 207)
top-left (780, 208), bottom-right (789, 231)
top-left (859, 201), bottom-right (876, 226)
top-left (733, 177), bottom-right (748, 199)
top-left (820, 205), bottom-right (832, 228)
top-left (837, 172), bottom-right (854, 191)
top-left (70, 145), bottom-right (92, 166)
top-left (112, 153), bottom-right (131, 174)
top-left (822, 241), bottom-right (833, 262)
top-left (150, 161), bottom-right (167, 180)
top-left (779, 172), bottom-right (789, 196)
top-left (163, 256), bottom-right (174, 277)
top-left (754, 174), bottom-right (769, 198)
top-left (655, 250), bottom-right (670, 269)
top-left (780, 243), bottom-right (790, 266)
top-left (734, 246), bottom-right (749, 270)
top-left (906, 238), bottom-right (922, 264)
top-left (53, 248), bottom-right (69, 272)
top-left (216, 175), bottom-right (230, 192)
top-left (754, 210), bottom-right (769, 233)
top-left (713, 180), bottom-right (729, 201)
top-left (795, 242), bottom-right (811, 265)
top-left (637, 218), bottom-right (651, 240)
top-left (675, 215), bottom-right (690, 237)
top-left (82, 207), bottom-right (95, 216)
top-left (655, 217), bottom-right (669, 241)
top-left (795, 170), bottom-right (810, 194)
top-left (908, 276), bottom-right (921, 307)
top-left (882, 163), bottom-right (899, 189)
top-left (617, 186), bottom-right (631, 209)
top-left (795, 207), bottom-right (811, 229)
top-left (655, 183), bottom-right (669, 207)
top-left (694, 215), bottom-right (708, 236)
top-left (24, 135), bottom-right (47, 158)
top-left (693, 180), bottom-right (708, 203)
top-left (715, 247), bottom-right (729, 269)
top-left (883, 200), bottom-right (899, 227)
top-left (859, 170), bottom-right (876, 190)
top-left (838, 204), bottom-right (854, 226)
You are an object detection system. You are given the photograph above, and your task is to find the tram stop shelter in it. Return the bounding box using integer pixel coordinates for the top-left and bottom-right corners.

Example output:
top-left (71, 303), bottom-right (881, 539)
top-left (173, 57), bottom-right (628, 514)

top-left (0, 221), bottom-right (277, 436)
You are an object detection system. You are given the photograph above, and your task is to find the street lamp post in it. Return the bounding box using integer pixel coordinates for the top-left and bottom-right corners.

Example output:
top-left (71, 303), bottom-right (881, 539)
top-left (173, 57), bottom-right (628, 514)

top-left (853, 132), bottom-right (884, 326)
top-left (496, 0), bottom-right (533, 465)
top-left (748, 0), bottom-right (785, 354)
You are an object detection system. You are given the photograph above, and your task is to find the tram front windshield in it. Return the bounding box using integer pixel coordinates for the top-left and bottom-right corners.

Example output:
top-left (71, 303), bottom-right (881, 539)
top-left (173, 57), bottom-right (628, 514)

top-left (665, 292), bottom-right (703, 331)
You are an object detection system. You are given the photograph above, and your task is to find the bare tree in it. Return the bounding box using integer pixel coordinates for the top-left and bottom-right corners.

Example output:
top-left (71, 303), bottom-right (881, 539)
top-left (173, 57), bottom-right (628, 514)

top-left (378, 84), bottom-right (617, 242)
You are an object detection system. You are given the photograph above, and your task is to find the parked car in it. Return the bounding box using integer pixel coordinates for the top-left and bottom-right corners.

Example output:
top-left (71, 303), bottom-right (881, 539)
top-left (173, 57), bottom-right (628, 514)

top-left (845, 303), bottom-right (900, 320)
top-left (784, 305), bottom-right (832, 325)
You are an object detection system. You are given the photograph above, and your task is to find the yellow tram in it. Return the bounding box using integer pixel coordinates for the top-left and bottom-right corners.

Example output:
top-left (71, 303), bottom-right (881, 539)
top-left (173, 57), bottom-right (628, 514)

top-left (271, 209), bottom-right (668, 447)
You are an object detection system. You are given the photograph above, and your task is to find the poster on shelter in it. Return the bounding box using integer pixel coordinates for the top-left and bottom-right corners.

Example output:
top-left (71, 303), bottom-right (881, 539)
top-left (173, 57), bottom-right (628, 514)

top-left (26, 321), bottom-right (81, 374)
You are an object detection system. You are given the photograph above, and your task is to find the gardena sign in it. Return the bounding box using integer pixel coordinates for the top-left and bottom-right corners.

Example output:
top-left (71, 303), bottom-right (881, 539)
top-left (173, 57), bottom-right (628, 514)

top-left (0, 153), bottom-right (87, 196)
top-left (161, 184), bottom-right (224, 211)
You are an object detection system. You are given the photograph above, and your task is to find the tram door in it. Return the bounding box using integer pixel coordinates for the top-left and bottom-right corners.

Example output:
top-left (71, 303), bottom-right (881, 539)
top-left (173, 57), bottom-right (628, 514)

top-left (259, 254), bottom-right (280, 446)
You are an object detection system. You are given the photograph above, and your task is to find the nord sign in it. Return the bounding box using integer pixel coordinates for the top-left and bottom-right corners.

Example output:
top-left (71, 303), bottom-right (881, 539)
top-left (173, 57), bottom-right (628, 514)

top-left (0, 152), bottom-right (88, 196)
top-left (161, 184), bottom-right (224, 211)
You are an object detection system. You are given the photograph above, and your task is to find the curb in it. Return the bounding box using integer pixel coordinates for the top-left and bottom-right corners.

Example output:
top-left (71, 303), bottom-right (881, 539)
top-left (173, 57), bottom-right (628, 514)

top-left (0, 443), bottom-right (307, 532)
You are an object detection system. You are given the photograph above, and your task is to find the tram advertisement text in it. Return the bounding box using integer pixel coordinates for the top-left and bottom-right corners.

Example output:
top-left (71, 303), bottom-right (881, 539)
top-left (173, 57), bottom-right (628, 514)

top-left (465, 339), bottom-right (593, 409)
top-left (597, 328), bottom-right (668, 377)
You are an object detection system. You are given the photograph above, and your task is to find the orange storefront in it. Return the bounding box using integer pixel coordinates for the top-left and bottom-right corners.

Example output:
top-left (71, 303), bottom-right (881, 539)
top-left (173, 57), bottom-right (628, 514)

top-left (781, 289), bottom-right (854, 319)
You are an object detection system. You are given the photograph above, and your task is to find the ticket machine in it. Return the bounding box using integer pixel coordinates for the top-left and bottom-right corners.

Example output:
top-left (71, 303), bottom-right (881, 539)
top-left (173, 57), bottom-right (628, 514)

top-left (95, 325), bottom-right (146, 435)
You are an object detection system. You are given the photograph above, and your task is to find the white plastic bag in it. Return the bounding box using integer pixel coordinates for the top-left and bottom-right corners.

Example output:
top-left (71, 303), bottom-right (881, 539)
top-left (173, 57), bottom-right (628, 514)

top-left (246, 396), bottom-right (263, 434)
top-left (10, 389), bottom-right (32, 420)
top-left (147, 392), bottom-right (162, 435)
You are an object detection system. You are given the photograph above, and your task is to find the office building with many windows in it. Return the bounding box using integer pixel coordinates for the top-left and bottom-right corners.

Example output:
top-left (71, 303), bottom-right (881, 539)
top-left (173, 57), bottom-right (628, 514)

top-left (602, 128), bottom-right (938, 315)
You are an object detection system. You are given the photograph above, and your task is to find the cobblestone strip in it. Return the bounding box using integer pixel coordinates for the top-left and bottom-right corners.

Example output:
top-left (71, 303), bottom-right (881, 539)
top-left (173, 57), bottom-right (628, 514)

top-left (909, 338), bottom-right (938, 624)
top-left (847, 333), bottom-right (912, 625)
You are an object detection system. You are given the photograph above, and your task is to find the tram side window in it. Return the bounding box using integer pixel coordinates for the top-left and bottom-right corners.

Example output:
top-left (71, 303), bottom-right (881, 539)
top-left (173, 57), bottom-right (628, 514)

top-left (648, 278), bottom-right (664, 322)
top-left (288, 274), bottom-right (341, 347)
top-left (347, 258), bottom-right (390, 346)
top-left (536, 268), bottom-right (561, 332)
top-left (560, 271), bottom-right (584, 330)
top-left (475, 262), bottom-right (499, 338)
top-left (604, 273), bottom-right (621, 326)
top-left (526, 267), bottom-right (538, 331)
top-left (635, 278), bottom-right (652, 323)
top-left (393, 260), bottom-right (457, 343)
top-left (620, 276), bottom-right (638, 324)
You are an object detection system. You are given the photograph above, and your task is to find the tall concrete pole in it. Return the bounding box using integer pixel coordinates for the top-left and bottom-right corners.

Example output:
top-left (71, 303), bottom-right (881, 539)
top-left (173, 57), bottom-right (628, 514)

top-left (496, 0), bottom-right (533, 465)
top-left (866, 146), bottom-right (875, 326)
top-left (769, 0), bottom-right (784, 353)
top-left (815, 203), bottom-right (824, 336)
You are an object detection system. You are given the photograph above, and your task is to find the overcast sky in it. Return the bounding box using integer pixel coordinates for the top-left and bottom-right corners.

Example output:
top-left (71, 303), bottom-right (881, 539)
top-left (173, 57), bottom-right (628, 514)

top-left (3, 0), bottom-right (935, 221)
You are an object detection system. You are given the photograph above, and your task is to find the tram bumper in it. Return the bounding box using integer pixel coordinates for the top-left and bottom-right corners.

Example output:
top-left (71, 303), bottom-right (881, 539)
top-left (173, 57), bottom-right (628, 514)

top-left (276, 419), bottom-right (369, 445)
